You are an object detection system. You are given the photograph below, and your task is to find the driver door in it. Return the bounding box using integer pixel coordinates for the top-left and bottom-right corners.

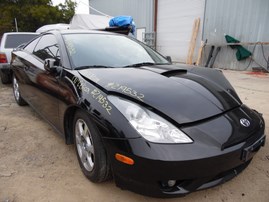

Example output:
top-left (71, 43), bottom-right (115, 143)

top-left (23, 34), bottom-right (61, 129)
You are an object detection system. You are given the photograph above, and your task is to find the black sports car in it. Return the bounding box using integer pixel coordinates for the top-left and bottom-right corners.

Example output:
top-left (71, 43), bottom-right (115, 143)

top-left (11, 30), bottom-right (265, 198)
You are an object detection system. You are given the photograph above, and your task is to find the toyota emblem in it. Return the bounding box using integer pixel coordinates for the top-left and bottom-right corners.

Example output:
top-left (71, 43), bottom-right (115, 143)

top-left (240, 118), bottom-right (250, 127)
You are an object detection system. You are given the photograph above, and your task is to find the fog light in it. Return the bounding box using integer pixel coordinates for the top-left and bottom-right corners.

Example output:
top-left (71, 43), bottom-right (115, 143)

top-left (167, 180), bottom-right (176, 187)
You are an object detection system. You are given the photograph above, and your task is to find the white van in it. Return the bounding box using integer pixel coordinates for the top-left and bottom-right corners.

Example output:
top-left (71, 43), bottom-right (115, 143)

top-left (0, 32), bottom-right (39, 84)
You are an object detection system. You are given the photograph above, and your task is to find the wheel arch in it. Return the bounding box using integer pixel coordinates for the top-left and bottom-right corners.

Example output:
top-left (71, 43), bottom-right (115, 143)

top-left (64, 105), bottom-right (81, 145)
top-left (63, 104), bottom-right (103, 144)
top-left (63, 105), bottom-right (113, 171)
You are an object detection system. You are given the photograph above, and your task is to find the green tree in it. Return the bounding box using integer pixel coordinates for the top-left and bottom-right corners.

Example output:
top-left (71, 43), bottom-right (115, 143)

top-left (0, 0), bottom-right (76, 34)
top-left (58, 0), bottom-right (77, 23)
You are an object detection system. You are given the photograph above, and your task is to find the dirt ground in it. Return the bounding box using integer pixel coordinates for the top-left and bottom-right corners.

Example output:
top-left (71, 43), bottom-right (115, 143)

top-left (0, 70), bottom-right (268, 202)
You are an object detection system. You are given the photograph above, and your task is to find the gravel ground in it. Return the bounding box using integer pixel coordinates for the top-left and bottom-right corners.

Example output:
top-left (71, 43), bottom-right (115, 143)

top-left (0, 70), bottom-right (268, 202)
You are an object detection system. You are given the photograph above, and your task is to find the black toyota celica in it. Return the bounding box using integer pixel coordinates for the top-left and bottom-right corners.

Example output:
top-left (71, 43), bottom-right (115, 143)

top-left (11, 30), bottom-right (266, 197)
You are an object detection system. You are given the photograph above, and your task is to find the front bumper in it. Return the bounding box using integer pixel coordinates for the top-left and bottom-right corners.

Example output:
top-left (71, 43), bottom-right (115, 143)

top-left (0, 63), bottom-right (10, 70)
top-left (104, 132), bottom-right (265, 198)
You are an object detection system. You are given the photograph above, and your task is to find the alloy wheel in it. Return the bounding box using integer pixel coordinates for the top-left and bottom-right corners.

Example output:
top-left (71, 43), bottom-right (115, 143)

top-left (75, 119), bottom-right (95, 172)
top-left (13, 77), bottom-right (20, 101)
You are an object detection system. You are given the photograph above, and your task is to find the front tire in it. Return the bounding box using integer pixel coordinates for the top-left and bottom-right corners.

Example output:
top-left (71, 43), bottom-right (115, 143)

top-left (73, 110), bottom-right (111, 182)
top-left (12, 75), bottom-right (27, 106)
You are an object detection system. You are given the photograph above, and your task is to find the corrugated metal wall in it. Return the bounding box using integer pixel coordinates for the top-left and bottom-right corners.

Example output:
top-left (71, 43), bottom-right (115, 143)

top-left (89, 0), bottom-right (154, 33)
top-left (157, 0), bottom-right (205, 63)
top-left (203, 0), bottom-right (269, 70)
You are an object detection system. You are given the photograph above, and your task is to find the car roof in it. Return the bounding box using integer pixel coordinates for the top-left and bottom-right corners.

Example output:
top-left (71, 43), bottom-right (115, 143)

top-left (46, 29), bottom-right (118, 36)
top-left (3, 32), bottom-right (39, 35)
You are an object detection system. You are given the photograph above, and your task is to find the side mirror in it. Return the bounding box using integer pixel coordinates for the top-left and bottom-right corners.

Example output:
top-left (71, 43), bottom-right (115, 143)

top-left (166, 56), bottom-right (172, 63)
top-left (44, 58), bottom-right (57, 72)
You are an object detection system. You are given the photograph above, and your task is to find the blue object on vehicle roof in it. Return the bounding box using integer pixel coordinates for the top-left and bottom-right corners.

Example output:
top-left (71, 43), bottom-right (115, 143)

top-left (109, 16), bottom-right (136, 35)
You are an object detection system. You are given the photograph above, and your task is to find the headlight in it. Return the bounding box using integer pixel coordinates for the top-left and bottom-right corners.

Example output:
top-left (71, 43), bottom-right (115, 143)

top-left (108, 96), bottom-right (193, 144)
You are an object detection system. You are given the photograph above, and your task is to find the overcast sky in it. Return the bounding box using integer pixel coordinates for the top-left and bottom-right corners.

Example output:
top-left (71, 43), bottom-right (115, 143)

top-left (52, 0), bottom-right (89, 14)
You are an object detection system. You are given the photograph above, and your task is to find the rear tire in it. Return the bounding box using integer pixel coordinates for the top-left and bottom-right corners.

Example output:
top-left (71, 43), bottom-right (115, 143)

top-left (73, 110), bottom-right (111, 182)
top-left (12, 75), bottom-right (27, 106)
top-left (0, 71), bottom-right (11, 84)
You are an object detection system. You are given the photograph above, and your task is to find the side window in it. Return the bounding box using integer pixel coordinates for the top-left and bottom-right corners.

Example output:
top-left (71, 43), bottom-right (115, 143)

top-left (5, 34), bottom-right (39, 48)
top-left (33, 34), bottom-right (60, 65)
top-left (24, 37), bottom-right (40, 53)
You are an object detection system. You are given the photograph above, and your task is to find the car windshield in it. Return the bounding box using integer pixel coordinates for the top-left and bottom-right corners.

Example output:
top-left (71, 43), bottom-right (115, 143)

top-left (62, 33), bottom-right (169, 69)
top-left (4, 34), bottom-right (38, 49)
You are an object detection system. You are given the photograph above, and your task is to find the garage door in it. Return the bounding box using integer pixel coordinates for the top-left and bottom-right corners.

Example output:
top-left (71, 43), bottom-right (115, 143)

top-left (156, 0), bottom-right (205, 63)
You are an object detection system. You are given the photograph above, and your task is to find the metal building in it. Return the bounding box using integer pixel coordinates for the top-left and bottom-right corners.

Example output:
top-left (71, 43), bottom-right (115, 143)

top-left (89, 0), bottom-right (269, 70)
top-left (89, 0), bottom-right (155, 47)
top-left (156, 0), bottom-right (205, 63)
top-left (202, 0), bottom-right (269, 70)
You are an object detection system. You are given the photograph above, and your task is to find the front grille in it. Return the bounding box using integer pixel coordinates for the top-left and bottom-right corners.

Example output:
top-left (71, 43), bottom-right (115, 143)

top-left (222, 125), bottom-right (264, 150)
top-left (160, 160), bottom-right (251, 194)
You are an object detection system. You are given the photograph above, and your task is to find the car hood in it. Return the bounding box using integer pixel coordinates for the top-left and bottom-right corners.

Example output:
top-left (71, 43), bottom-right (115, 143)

top-left (78, 65), bottom-right (241, 125)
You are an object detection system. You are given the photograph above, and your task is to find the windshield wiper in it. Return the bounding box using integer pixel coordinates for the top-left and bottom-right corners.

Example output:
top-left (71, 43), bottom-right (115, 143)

top-left (74, 65), bottom-right (114, 70)
top-left (123, 62), bottom-right (156, 68)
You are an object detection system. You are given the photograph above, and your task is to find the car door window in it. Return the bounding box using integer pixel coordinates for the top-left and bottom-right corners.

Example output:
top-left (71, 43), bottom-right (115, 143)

top-left (33, 34), bottom-right (60, 64)
top-left (24, 37), bottom-right (40, 53)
